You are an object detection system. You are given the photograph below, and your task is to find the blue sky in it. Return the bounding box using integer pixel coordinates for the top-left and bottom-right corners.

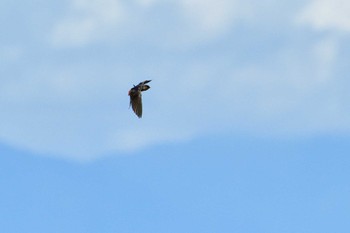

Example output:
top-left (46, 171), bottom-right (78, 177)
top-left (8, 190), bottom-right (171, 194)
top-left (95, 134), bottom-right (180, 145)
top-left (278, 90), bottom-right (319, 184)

top-left (1, 0), bottom-right (350, 232)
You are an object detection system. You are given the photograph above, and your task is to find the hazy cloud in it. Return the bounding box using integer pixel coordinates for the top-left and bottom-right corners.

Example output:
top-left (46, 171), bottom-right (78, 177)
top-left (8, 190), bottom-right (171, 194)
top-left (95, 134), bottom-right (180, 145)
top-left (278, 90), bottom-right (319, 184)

top-left (297, 0), bottom-right (350, 32)
top-left (1, 0), bottom-right (349, 161)
top-left (51, 0), bottom-right (126, 47)
top-left (51, 0), bottom-right (250, 47)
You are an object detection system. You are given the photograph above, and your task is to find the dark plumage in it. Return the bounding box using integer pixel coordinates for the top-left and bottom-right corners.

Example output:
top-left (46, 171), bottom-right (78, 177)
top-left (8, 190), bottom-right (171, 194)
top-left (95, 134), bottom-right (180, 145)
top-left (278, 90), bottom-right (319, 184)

top-left (128, 80), bottom-right (151, 118)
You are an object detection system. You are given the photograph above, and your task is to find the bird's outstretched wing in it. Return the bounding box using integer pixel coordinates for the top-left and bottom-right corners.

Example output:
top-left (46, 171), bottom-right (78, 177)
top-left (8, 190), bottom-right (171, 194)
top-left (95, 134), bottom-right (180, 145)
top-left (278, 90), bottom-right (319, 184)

top-left (137, 80), bottom-right (151, 86)
top-left (130, 92), bottom-right (143, 118)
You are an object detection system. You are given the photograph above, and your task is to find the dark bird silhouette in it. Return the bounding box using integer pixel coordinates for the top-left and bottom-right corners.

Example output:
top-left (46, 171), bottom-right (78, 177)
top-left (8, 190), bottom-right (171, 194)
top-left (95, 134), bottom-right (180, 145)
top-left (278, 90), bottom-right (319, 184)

top-left (128, 80), bottom-right (151, 118)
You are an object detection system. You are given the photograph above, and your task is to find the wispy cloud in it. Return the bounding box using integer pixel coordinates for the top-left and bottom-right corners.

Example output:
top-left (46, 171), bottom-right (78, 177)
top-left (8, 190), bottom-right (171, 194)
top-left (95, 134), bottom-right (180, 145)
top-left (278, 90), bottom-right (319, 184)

top-left (177, 0), bottom-right (248, 36)
top-left (51, 0), bottom-right (250, 48)
top-left (297, 0), bottom-right (350, 32)
top-left (51, 0), bottom-right (126, 47)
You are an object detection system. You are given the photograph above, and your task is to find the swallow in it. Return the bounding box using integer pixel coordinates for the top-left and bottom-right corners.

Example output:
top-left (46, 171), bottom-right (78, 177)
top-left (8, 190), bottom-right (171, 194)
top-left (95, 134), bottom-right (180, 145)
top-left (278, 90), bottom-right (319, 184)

top-left (128, 80), bottom-right (151, 118)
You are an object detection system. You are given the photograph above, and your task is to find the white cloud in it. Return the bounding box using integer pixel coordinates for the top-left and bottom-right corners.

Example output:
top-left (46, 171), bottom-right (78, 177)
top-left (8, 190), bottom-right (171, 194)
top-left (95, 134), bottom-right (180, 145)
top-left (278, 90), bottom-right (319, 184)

top-left (2, 0), bottom-right (350, 162)
top-left (1, 38), bottom-right (348, 162)
top-left (52, 0), bottom-right (126, 47)
top-left (51, 0), bottom-right (249, 47)
top-left (297, 0), bottom-right (350, 32)
top-left (178, 0), bottom-right (243, 36)
top-left (113, 127), bottom-right (194, 153)
top-left (311, 37), bottom-right (339, 82)
top-left (134, 0), bottom-right (158, 7)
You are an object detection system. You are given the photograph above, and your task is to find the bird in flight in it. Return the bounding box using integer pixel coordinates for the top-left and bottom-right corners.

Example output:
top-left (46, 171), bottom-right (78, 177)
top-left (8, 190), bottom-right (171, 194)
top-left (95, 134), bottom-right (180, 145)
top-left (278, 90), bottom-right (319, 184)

top-left (128, 80), bottom-right (152, 118)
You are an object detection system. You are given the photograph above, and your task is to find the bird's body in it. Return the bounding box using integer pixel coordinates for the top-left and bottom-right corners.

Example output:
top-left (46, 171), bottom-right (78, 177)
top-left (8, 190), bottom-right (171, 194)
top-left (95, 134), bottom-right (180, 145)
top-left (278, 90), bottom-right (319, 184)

top-left (128, 80), bottom-right (151, 118)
